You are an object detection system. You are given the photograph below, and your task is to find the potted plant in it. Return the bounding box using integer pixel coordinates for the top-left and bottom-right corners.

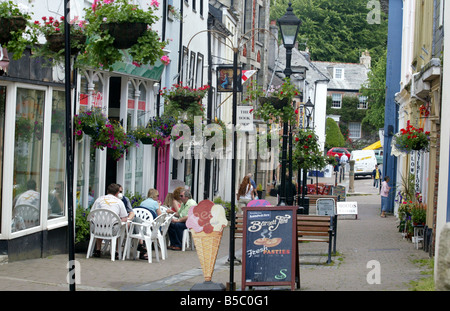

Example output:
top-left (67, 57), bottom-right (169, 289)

top-left (293, 129), bottom-right (326, 171)
top-left (74, 108), bottom-right (132, 161)
top-left (74, 107), bottom-right (108, 138)
top-left (243, 78), bottom-right (300, 123)
top-left (393, 123), bottom-right (430, 153)
top-left (31, 16), bottom-right (87, 65)
top-left (0, 1), bottom-right (36, 60)
top-left (411, 203), bottom-right (426, 226)
top-left (256, 184), bottom-right (266, 199)
top-left (81, 0), bottom-right (167, 70)
top-left (160, 83), bottom-right (209, 120)
top-left (75, 206), bottom-right (90, 252)
top-left (129, 125), bottom-right (157, 145)
top-left (130, 114), bottom-right (178, 148)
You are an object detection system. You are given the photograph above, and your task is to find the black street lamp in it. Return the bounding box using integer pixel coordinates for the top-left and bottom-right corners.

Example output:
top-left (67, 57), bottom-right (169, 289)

top-left (298, 97), bottom-right (315, 213)
top-left (303, 97), bottom-right (315, 129)
top-left (277, 2), bottom-right (301, 206)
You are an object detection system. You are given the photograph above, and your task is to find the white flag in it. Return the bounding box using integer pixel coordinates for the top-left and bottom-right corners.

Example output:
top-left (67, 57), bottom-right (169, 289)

top-left (241, 70), bottom-right (257, 84)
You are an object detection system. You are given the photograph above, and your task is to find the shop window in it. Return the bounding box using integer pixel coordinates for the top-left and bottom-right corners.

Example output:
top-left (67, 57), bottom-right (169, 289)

top-left (12, 88), bottom-right (45, 232)
top-left (48, 90), bottom-right (66, 219)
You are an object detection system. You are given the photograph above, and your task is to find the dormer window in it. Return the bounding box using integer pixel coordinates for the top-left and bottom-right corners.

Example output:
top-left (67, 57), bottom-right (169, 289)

top-left (334, 68), bottom-right (344, 79)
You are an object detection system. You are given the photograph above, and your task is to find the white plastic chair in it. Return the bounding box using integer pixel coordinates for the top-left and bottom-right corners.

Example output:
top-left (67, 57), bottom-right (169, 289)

top-left (182, 228), bottom-right (195, 251)
top-left (134, 207), bottom-right (154, 223)
top-left (12, 204), bottom-right (40, 231)
top-left (86, 208), bottom-right (125, 261)
top-left (123, 213), bottom-right (166, 263)
top-left (158, 213), bottom-right (174, 259)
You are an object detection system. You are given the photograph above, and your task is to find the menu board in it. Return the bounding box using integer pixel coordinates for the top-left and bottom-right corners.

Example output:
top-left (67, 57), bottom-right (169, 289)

top-left (241, 206), bottom-right (297, 290)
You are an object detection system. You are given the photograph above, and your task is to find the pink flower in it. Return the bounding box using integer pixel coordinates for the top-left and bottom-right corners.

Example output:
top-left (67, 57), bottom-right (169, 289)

top-left (151, 0), bottom-right (160, 7)
top-left (161, 55), bottom-right (170, 65)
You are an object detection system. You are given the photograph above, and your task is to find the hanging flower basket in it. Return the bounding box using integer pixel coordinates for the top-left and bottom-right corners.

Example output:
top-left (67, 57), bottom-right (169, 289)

top-left (139, 137), bottom-right (154, 145)
top-left (80, 0), bottom-right (167, 70)
top-left (160, 83), bottom-right (209, 120)
top-left (0, 16), bottom-right (27, 44)
top-left (393, 123), bottom-right (430, 153)
top-left (45, 33), bottom-right (87, 54)
top-left (100, 22), bottom-right (147, 49)
top-left (258, 97), bottom-right (290, 110)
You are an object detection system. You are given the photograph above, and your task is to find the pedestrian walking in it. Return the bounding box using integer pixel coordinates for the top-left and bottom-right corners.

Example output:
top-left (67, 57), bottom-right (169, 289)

top-left (372, 165), bottom-right (381, 189)
top-left (237, 175), bottom-right (254, 212)
top-left (380, 176), bottom-right (391, 218)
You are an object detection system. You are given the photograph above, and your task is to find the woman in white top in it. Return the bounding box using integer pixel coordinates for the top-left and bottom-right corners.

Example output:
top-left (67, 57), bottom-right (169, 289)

top-left (237, 176), bottom-right (255, 212)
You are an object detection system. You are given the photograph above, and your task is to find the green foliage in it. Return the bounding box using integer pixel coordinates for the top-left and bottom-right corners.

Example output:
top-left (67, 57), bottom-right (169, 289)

top-left (75, 207), bottom-right (90, 244)
top-left (0, 1), bottom-right (37, 60)
top-left (270, 0), bottom-right (388, 64)
top-left (360, 49), bottom-right (387, 129)
top-left (243, 78), bottom-right (300, 124)
top-left (325, 117), bottom-right (345, 148)
top-left (79, 0), bottom-right (166, 70)
top-left (293, 129), bottom-right (326, 170)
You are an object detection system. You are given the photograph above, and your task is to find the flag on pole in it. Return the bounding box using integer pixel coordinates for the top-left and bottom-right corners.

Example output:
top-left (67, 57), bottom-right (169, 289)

top-left (241, 70), bottom-right (257, 84)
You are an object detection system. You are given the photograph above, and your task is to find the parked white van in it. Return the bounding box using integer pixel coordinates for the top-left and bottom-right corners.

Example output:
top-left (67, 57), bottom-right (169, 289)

top-left (350, 150), bottom-right (377, 177)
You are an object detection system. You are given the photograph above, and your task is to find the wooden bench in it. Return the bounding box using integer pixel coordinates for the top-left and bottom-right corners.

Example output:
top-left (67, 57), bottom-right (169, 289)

top-left (234, 212), bottom-right (244, 239)
top-left (297, 215), bottom-right (335, 263)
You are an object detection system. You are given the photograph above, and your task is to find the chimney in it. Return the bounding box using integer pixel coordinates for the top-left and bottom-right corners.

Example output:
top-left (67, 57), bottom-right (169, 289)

top-left (360, 49), bottom-right (371, 68)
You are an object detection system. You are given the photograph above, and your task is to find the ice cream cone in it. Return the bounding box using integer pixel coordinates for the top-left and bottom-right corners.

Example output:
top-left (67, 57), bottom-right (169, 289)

top-left (191, 230), bottom-right (223, 282)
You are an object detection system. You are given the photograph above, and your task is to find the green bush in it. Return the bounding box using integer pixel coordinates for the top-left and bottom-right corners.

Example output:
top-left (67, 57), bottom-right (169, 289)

top-left (325, 117), bottom-right (345, 149)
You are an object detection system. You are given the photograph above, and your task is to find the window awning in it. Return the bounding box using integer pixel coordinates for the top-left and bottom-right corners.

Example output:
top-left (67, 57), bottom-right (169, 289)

top-left (111, 50), bottom-right (165, 81)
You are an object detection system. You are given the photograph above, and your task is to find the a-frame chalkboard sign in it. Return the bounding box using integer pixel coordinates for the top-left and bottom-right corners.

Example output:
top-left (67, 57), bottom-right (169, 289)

top-left (241, 206), bottom-right (298, 290)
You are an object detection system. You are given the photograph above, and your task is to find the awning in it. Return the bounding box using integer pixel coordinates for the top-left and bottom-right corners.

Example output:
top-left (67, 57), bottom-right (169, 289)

top-left (363, 140), bottom-right (382, 150)
top-left (111, 50), bottom-right (164, 81)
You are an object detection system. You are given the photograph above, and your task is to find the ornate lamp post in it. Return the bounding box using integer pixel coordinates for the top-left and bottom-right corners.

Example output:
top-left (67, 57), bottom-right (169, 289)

top-left (298, 97), bottom-right (315, 212)
top-left (277, 2), bottom-right (301, 205)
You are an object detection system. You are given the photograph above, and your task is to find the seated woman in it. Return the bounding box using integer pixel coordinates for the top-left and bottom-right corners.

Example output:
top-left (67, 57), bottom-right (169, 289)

top-left (139, 188), bottom-right (162, 219)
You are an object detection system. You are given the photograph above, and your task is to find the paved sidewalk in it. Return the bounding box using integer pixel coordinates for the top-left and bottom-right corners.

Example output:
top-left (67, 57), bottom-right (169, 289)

top-left (0, 174), bottom-right (431, 291)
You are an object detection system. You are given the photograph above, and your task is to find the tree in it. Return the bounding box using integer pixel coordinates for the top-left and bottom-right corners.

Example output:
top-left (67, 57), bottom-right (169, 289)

top-left (325, 117), bottom-right (345, 148)
top-left (269, 0), bottom-right (388, 63)
top-left (360, 49), bottom-right (387, 129)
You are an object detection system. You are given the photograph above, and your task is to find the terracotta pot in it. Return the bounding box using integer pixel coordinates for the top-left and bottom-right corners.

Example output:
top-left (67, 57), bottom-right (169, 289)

top-left (0, 16), bottom-right (27, 44)
top-left (100, 22), bottom-right (147, 49)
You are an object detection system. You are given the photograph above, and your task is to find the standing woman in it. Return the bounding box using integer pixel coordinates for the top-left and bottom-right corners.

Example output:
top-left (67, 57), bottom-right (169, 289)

top-left (237, 175), bottom-right (255, 212)
top-left (380, 176), bottom-right (391, 218)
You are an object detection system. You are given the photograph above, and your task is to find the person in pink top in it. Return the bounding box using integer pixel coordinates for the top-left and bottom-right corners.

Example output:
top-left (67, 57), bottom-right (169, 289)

top-left (380, 176), bottom-right (391, 218)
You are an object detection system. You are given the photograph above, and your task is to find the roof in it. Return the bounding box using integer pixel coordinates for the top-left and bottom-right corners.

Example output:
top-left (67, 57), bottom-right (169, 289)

top-left (312, 61), bottom-right (369, 91)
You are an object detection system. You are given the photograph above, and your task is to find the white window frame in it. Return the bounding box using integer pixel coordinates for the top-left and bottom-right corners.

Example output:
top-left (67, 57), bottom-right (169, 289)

top-left (331, 93), bottom-right (342, 109)
top-left (358, 95), bottom-right (368, 109)
top-left (334, 68), bottom-right (344, 80)
top-left (348, 122), bottom-right (361, 139)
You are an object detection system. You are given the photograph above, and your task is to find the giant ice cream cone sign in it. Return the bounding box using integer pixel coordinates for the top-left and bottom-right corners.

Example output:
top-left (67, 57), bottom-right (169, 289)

top-left (186, 200), bottom-right (228, 283)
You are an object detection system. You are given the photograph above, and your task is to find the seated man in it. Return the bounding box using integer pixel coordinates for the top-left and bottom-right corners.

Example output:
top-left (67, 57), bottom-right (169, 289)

top-left (90, 183), bottom-right (132, 257)
top-left (168, 189), bottom-right (196, 250)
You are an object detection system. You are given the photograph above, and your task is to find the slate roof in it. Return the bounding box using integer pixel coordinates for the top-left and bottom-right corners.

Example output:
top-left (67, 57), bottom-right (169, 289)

top-left (311, 61), bottom-right (369, 91)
